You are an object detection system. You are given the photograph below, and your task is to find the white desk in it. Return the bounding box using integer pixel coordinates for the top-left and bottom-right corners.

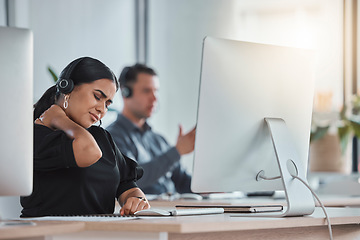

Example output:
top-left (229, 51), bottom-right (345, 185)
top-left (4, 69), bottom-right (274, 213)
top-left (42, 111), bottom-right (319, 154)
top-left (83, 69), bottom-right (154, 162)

top-left (1, 207), bottom-right (360, 240)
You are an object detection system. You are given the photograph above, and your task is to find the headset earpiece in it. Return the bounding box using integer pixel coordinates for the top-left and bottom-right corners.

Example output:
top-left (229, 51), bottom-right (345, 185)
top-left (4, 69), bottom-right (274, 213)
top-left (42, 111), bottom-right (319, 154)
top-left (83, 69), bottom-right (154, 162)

top-left (121, 86), bottom-right (132, 98)
top-left (56, 79), bottom-right (74, 94)
top-left (56, 58), bottom-right (84, 94)
top-left (119, 66), bottom-right (133, 98)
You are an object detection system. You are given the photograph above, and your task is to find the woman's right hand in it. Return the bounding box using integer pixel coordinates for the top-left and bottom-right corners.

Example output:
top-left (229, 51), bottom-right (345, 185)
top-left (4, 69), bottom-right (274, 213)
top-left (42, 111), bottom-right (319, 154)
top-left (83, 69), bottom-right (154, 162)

top-left (36, 104), bottom-right (102, 167)
top-left (36, 105), bottom-right (68, 130)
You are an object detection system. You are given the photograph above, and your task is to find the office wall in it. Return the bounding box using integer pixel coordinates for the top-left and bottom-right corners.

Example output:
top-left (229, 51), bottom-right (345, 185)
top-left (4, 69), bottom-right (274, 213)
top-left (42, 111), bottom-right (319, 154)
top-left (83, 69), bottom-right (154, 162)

top-left (0, 197), bottom-right (23, 219)
top-left (148, 0), bottom-right (245, 172)
top-left (0, 0), bottom-right (5, 26)
top-left (148, 0), bottom-right (343, 172)
top-left (10, 0), bottom-right (136, 126)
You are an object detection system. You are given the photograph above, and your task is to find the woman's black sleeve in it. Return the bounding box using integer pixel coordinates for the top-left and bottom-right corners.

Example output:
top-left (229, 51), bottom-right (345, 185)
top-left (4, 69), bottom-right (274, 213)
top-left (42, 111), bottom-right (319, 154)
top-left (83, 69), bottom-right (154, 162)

top-left (34, 125), bottom-right (78, 171)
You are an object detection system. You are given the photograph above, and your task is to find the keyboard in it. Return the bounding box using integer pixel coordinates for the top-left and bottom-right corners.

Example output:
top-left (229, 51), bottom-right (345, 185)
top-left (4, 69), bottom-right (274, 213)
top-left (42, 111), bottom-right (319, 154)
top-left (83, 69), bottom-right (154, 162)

top-left (18, 214), bottom-right (135, 222)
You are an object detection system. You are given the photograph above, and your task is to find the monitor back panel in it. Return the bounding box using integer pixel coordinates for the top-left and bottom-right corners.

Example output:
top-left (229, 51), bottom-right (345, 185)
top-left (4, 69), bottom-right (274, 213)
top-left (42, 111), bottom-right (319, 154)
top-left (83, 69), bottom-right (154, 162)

top-left (0, 27), bottom-right (33, 196)
top-left (192, 37), bottom-right (315, 192)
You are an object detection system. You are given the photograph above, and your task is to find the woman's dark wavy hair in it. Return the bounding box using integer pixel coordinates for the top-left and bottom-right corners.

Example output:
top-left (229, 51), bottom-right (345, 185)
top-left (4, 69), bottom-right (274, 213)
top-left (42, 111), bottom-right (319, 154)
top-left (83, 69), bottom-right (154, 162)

top-left (33, 57), bottom-right (119, 120)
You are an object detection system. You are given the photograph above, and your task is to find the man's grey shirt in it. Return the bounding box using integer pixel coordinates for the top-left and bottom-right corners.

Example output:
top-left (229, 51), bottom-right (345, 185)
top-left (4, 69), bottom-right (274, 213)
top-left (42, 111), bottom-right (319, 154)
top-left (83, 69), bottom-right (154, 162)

top-left (106, 114), bottom-right (191, 194)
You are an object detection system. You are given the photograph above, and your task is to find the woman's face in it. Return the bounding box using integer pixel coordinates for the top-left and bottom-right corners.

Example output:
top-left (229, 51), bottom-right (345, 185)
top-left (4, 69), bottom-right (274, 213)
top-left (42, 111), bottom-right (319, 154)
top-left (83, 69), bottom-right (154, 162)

top-left (62, 78), bottom-right (116, 128)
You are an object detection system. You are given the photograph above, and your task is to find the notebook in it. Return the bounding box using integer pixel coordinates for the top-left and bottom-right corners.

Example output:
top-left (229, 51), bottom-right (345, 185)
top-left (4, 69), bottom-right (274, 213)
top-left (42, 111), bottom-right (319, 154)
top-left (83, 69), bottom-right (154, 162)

top-left (175, 204), bottom-right (283, 213)
top-left (134, 207), bottom-right (224, 216)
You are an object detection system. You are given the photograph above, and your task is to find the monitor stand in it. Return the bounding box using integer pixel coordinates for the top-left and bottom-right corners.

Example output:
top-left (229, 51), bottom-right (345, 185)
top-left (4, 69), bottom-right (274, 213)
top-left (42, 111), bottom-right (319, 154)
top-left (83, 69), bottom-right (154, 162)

top-left (261, 118), bottom-right (315, 216)
top-left (0, 220), bottom-right (35, 227)
top-left (0, 212), bottom-right (35, 227)
top-left (0, 208), bottom-right (35, 227)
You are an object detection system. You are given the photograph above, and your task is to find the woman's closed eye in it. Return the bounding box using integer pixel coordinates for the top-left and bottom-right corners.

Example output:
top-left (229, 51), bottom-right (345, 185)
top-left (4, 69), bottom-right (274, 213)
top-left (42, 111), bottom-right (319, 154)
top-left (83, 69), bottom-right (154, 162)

top-left (94, 94), bottom-right (112, 109)
top-left (94, 94), bottom-right (101, 101)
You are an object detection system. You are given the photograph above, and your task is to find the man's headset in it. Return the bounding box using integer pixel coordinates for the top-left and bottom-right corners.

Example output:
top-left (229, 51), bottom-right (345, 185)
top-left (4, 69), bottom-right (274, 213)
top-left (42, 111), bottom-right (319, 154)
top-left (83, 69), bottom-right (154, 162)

top-left (119, 66), bottom-right (133, 98)
top-left (56, 58), bottom-right (84, 94)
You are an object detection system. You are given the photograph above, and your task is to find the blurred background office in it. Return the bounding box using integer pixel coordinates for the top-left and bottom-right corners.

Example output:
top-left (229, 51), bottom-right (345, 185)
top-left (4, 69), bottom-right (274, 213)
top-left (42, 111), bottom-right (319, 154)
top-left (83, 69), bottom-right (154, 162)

top-left (0, 0), bottom-right (358, 196)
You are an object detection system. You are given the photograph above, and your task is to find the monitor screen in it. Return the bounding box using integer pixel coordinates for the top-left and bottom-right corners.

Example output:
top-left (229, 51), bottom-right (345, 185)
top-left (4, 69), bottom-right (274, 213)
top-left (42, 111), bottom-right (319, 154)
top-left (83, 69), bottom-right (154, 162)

top-left (191, 37), bottom-right (315, 194)
top-left (0, 27), bottom-right (33, 197)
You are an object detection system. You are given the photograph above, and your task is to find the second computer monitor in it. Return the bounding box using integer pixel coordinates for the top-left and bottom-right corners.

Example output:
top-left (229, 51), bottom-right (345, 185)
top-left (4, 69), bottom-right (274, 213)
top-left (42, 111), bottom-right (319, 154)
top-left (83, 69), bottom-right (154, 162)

top-left (192, 37), bottom-right (315, 194)
top-left (0, 27), bottom-right (33, 197)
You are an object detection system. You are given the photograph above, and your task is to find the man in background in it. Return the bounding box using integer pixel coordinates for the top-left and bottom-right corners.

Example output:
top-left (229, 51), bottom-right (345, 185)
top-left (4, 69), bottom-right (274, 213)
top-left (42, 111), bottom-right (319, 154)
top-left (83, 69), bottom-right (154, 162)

top-left (107, 64), bottom-right (196, 195)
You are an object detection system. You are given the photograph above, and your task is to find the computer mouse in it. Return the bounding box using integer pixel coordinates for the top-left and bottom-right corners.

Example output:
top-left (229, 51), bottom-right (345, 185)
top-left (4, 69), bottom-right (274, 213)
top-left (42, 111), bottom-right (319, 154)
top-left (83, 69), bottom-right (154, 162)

top-left (134, 208), bottom-right (171, 216)
top-left (178, 193), bottom-right (203, 200)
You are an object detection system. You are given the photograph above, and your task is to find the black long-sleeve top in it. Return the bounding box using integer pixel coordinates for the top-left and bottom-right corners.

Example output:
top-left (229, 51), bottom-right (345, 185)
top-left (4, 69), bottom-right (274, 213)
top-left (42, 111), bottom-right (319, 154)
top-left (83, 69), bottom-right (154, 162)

top-left (20, 124), bottom-right (143, 217)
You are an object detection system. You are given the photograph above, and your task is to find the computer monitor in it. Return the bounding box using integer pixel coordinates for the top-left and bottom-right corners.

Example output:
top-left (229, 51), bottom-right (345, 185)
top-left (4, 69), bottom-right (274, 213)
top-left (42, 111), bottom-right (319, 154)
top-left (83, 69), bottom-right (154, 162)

top-left (191, 37), bottom-right (316, 216)
top-left (0, 27), bottom-right (33, 219)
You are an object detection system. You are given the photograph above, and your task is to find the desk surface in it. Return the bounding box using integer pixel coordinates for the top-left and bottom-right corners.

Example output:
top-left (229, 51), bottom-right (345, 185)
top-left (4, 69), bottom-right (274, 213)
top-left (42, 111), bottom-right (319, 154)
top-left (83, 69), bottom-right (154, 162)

top-left (84, 207), bottom-right (360, 233)
top-left (0, 221), bottom-right (84, 239)
top-left (1, 207), bottom-right (360, 240)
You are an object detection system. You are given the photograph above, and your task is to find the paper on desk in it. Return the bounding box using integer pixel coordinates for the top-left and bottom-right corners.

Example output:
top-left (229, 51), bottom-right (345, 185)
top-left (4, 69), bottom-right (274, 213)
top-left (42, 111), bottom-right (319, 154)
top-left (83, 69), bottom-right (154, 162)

top-left (13, 216), bottom-right (137, 222)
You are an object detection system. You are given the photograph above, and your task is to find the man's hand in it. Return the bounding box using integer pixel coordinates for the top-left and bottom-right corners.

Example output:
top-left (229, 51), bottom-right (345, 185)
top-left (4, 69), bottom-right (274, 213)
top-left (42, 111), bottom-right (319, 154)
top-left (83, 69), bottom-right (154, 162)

top-left (175, 125), bottom-right (196, 155)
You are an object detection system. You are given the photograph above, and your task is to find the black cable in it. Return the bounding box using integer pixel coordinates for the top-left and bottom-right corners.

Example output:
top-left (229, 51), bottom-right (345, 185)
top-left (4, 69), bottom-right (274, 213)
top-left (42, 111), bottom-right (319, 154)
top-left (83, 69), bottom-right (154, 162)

top-left (259, 174), bottom-right (333, 240)
top-left (352, 137), bottom-right (358, 172)
top-left (5, 0), bottom-right (9, 27)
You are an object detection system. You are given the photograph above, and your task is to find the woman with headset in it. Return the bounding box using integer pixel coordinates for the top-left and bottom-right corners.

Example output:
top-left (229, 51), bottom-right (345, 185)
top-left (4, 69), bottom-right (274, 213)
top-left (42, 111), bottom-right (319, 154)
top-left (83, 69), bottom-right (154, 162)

top-left (21, 57), bottom-right (150, 217)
